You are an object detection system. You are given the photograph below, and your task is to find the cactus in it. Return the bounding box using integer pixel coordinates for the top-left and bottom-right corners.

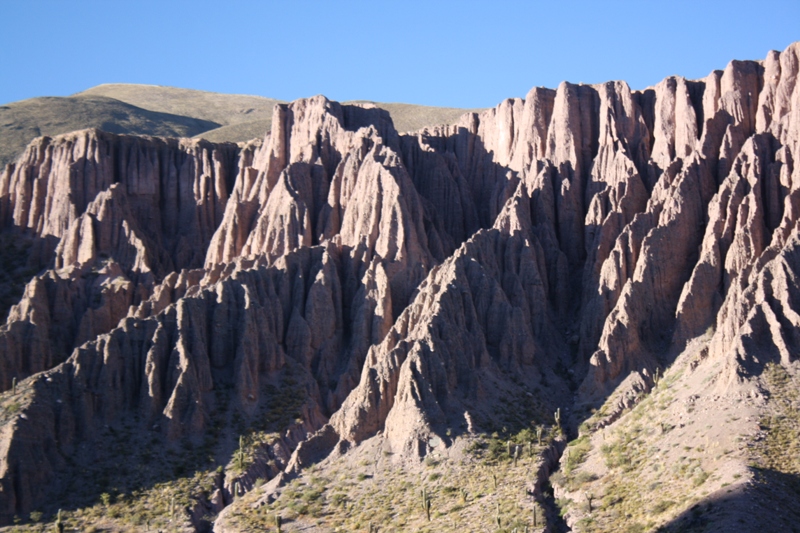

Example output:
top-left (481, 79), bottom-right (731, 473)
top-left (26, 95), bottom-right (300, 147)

top-left (170, 495), bottom-right (176, 521)
top-left (513, 445), bottom-right (520, 467)
top-left (275, 513), bottom-right (282, 532)
top-left (554, 408), bottom-right (561, 427)
top-left (536, 425), bottom-right (543, 446)
top-left (421, 488), bottom-right (432, 521)
top-left (507, 440), bottom-right (513, 456)
top-left (492, 471), bottom-right (498, 489)
top-left (11, 377), bottom-right (16, 395)
top-left (495, 503), bottom-right (501, 528)
top-left (54, 509), bottom-right (64, 533)
top-left (653, 367), bottom-right (661, 386)
top-left (533, 504), bottom-right (538, 526)
top-left (586, 492), bottom-right (594, 513)
top-left (235, 435), bottom-right (246, 472)
top-left (425, 493), bottom-right (432, 522)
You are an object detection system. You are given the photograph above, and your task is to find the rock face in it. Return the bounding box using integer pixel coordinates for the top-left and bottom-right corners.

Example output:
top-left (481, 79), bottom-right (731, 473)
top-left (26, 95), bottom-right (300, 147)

top-left (0, 43), bottom-right (799, 529)
top-left (0, 130), bottom-right (239, 392)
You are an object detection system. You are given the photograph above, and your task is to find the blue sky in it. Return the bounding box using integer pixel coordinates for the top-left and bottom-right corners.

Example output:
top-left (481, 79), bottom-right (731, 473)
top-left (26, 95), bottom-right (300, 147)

top-left (1, 0), bottom-right (798, 108)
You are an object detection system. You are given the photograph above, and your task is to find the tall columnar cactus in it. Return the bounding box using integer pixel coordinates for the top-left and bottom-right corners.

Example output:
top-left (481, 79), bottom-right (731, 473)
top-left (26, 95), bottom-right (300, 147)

top-left (275, 513), bottom-right (282, 532)
top-left (554, 408), bottom-right (561, 428)
top-left (11, 377), bottom-right (16, 395)
top-left (421, 488), bottom-right (432, 521)
top-left (54, 509), bottom-right (64, 533)
top-left (495, 503), bottom-right (501, 528)
top-left (536, 425), bottom-right (543, 446)
top-left (235, 435), bottom-right (246, 472)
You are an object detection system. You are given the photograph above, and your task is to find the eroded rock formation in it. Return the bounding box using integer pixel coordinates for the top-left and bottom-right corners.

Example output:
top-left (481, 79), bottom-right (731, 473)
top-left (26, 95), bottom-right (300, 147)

top-left (0, 43), bottom-right (798, 530)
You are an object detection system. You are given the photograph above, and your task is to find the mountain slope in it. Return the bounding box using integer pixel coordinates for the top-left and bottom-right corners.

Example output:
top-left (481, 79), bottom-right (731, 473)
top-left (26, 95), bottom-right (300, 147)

top-left (76, 84), bottom-right (281, 130)
top-left (0, 95), bottom-right (220, 167)
top-left (0, 43), bottom-right (798, 533)
top-left (0, 84), bottom-right (483, 169)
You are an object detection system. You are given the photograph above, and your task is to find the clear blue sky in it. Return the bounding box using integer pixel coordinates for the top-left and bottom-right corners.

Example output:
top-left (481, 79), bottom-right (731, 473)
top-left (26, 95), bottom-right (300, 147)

top-left (1, 0), bottom-right (798, 108)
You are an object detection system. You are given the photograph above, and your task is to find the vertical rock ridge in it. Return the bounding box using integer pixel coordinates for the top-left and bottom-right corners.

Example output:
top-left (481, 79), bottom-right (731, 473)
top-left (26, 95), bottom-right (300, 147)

top-left (0, 132), bottom-right (240, 393)
top-left (0, 42), bottom-right (799, 528)
top-left (0, 129), bottom-right (238, 270)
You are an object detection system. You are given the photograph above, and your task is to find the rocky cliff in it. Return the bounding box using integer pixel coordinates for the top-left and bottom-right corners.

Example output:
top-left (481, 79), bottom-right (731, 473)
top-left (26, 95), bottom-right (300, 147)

top-left (0, 43), bottom-right (799, 532)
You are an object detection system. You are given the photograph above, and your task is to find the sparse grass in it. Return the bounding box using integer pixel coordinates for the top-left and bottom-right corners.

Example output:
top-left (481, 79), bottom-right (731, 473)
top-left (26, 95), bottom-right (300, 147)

top-left (563, 435), bottom-right (592, 475)
top-left (550, 361), bottom-right (738, 532)
top-left (753, 363), bottom-right (800, 476)
top-left (220, 431), bottom-right (556, 532)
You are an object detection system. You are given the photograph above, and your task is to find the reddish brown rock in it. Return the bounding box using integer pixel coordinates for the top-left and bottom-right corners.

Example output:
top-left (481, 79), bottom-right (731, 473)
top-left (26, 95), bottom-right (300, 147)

top-left (0, 131), bottom-right (240, 392)
top-left (1, 43), bottom-right (800, 529)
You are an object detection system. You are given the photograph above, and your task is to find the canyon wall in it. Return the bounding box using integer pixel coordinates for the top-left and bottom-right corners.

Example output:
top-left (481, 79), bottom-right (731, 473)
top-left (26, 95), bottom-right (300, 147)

top-left (0, 43), bottom-right (798, 526)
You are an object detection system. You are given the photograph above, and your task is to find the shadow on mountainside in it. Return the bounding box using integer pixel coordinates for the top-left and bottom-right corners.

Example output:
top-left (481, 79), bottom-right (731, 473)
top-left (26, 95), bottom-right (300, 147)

top-left (5, 357), bottom-right (316, 529)
top-left (0, 95), bottom-right (221, 168)
top-left (0, 230), bottom-right (53, 322)
top-left (655, 468), bottom-right (800, 533)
